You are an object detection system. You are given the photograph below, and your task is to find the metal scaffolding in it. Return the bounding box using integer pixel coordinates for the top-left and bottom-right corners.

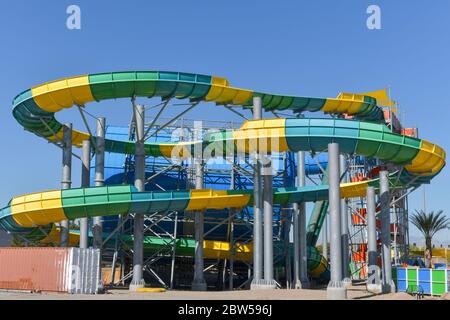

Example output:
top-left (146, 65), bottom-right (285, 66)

top-left (17, 96), bottom-right (413, 293)
top-left (84, 96), bottom-right (296, 290)
top-left (347, 155), bottom-right (410, 282)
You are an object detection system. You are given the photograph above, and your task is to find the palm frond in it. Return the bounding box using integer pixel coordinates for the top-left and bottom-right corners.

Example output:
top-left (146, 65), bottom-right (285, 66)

top-left (411, 210), bottom-right (450, 239)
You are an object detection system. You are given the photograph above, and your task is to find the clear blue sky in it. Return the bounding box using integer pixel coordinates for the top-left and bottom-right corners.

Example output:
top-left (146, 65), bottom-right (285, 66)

top-left (0, 1), bottom-right (448, 244)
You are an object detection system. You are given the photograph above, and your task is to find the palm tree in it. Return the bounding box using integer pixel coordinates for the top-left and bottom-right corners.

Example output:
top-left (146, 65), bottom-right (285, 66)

top-left (410, 210), bottom-right (450, 268)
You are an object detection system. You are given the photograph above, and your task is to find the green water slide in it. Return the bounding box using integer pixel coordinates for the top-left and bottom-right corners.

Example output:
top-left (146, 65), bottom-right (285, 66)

top-left (1, 71), bottom-right (446, 282)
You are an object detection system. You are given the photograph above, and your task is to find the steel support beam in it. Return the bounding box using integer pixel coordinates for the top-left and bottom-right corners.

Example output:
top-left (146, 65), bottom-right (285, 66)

top-left (60, 123), bottom-right (72, 247)
top-left (93, 118), bottom-right (106, 293)
top-left (223, 168), bottom-right (236, 291)
top-left (146, 102), bottom-right (199, 139)
top-left (170, 212), bottom-right (178, 290)
top-left (228, 211), bottom-right (235, 291)
top-left (228, 166), bottom-right (235, 291)
top-left (261, 158), bottom-right (276, 289)
top-left (79, 140), bottom-right (91, 249)
top-left (143, 98), bottom-right (171, 139)
top-left (93, 118), bottom-right (105, 249)
top-left (191, 157), bottom-right (207, 291)
top-left (293, 202), bottom-right (300, 288)
top-left (294, 151), bottom-right (310, 288)
top-left (366, 186), bottom-right (382, 293)
top-left (326, 143), bottom-right (347, 299)
top-left (283, 208), bottom-right (291, 289)
top-left (130, 103), bottom-right (146, 291)
top-left (299, 151), bottom-right (310, 288)
top-left (252, 96), bottom-right (262, 120)
top-left (392, 198), bottom-right (399, 265)
top-left (340, 154), bottom-right (351, 287)
top-left (380, 170), bottom-right (395, 293)
top-left (250, 96), bottom-right (265, 289)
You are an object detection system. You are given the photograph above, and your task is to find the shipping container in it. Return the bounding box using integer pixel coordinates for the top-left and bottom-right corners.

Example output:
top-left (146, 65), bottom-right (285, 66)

top-left (0, 247), bottom-right (70, 292)
top-left (0, 247), bottom-right (100, 294)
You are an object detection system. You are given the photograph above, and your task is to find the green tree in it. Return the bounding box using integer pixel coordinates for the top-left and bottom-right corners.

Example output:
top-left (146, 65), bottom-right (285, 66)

top-left (410, 210), bottom-right (450, 268)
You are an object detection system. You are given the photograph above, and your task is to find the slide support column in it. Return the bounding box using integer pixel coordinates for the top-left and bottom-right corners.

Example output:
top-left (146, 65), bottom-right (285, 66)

top-left (261, 158), bottom-right (276, 289)
top-left (79, 140), bottom-right (91, 249)
top-left (251, 96), bottom-right (264, 289)
top-left (130, 104), bottom-right (146, 291)
top-left (340, 154), bottom-right (351, 287)
top-left (94, 117), bottom-right (106, 293)
top-left (298, 151), bottom-right (310, 288)
top-left (60, 123), bottom-right (72, 247)
top-left (294, 151), bottom-right (310, 288)
top-left (380, 170), bottom-right (395, 293)
top-left (93, 118), bottom-right (105, 248)
top-left (228, 165), bottom-right (236, 291)
top-left (191, 157), bottom-right (207, 291)
top-left (326, 143), bottom-right (347, 299)
top-left (293, 202), bottom-right (300, 288)
top-left (366, 186), bottom-right (382, 293)
top-left (92, 118), bottom-right (106, 250)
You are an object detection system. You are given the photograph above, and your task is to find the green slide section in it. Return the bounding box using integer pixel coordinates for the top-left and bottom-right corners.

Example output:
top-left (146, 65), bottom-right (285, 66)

top-left (306, 169), bottom-right (330, 247)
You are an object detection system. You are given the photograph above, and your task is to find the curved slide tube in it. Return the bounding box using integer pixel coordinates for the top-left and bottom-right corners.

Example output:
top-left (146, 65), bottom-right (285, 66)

top-left (307, 173), bottom-right (330, 247)
top-left (0, 179), bottom-right (384, 230)
top-left (13, 70), bottom-right (385, 148)
top-left (3, 71), bottom-right (446, 280)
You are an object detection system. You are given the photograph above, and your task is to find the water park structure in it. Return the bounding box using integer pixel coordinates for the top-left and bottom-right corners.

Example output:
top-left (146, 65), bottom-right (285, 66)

top-left (0, 71), bottom-right (446, 298)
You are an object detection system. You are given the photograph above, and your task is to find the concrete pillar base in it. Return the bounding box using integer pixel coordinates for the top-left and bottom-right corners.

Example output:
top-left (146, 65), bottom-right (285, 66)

top-left (251, 279), bottom-right (277, 290)
top-left (96, 283), bottom-right (105, 294)
top-left (294, 278), bottom-right (311, 289)
top-left (367, 283), bottom-right (382, 294)
top-left (327, 281), bottom-right (347, 300)
top-left (250, 278), bottom-right (263, 289)
top-left (382, 281), bottom-right (396, 294)
top-left (342, 277), bottom-right (352, 288)
top-left (129, 280), bottom-right (146, 292)
top-left (191, 280), bottom-right (207, 291)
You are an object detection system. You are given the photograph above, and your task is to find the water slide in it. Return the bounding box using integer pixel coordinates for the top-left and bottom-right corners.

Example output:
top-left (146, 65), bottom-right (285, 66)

top-left (0, 71), bottom-right (445, 280)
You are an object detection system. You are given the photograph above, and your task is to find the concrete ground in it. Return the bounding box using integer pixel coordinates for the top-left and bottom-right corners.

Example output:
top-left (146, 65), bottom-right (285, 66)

top-left (0, 284), bottom-right (442, 300)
